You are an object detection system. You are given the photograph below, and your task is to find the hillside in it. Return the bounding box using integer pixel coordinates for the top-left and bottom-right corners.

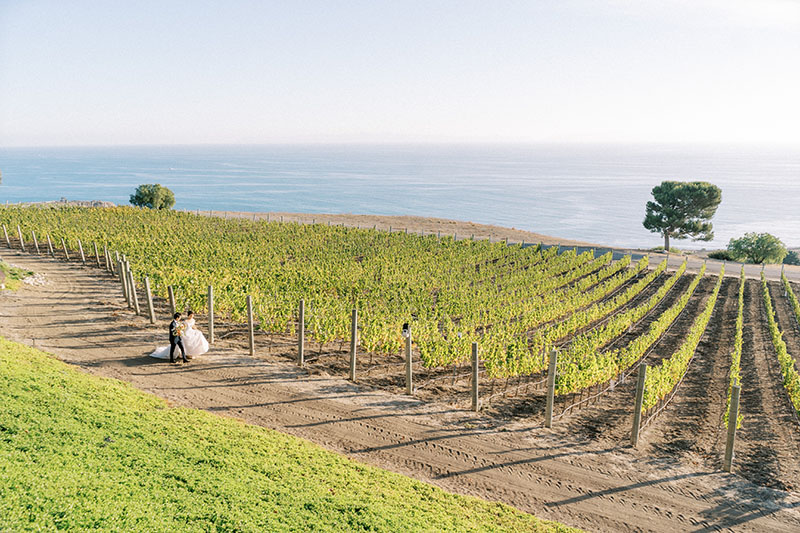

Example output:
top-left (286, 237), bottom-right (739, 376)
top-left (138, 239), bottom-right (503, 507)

top-left (0, 337), bottom-right (571, 532)
top-left (3, 206), bottom-right (800, 531)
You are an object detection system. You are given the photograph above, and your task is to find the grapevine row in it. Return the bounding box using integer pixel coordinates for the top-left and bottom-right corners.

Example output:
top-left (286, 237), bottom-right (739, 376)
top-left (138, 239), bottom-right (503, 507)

top-left (641, 267), bottom-right (724, 411)
top-left (782, 271), bottom-right (800, 328)
top-left (723, 267), bottom-right (744, 428)
top-left (762, 273), bottom-right (800, 417)
top-left (552, 260), bottom-right (687, 394)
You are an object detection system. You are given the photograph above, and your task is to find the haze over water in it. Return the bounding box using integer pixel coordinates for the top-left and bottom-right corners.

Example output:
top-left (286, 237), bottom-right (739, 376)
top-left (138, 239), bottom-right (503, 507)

top-left (1, 143), bottom-right (798, 250)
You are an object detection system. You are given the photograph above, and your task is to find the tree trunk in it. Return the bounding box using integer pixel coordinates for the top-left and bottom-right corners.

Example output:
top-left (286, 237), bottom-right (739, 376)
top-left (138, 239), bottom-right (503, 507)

top-left (664, 233), bottom-right (670, 252)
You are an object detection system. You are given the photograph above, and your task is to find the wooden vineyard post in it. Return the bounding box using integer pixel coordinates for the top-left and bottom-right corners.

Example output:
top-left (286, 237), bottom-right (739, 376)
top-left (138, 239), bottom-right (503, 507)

top-left (471, 342), bottom-right (480, 412)
top-left (128, 266), bottom-right (141, 315)
top-left (167, 285), bottom-right (176, 315)
top-left (144, 277), bottom-right (156, 324)
top-left (120, 260), bottom-right (130, 304)
top-left (119, 261), bottom-right (130, 306)
top-left (298, 299), bottom-right (305, 366)
top-left (47, 235), bottom-right (54, 257)
top-left (631, 364), bottom-right (648, 448)
top-left (31, 230), bottom-right (40, 254)
top-left (545, 348), bottom-right (558, 428)
top-left (2, 224), bottom-right (9, 248)
top-left (405, 325), bottom-right (413, 396)
top-left (723, 385), bottom-right (741, 472)
top-left (126, 261), bottom-right (134, 309)
top-left (349, 308), bottom-right (358, 381)
top-left (208, 285), bottom-right (215, 344)
top-left (247, 295), bottom-right (255, 356)
top-left (17, 225), bottom-right (25, 252)
top-left (61, 238), bottom-right (70, 261)
top-left (77, 239), bottom-right (86, 264)
top-left (104, 246), bottom-right (110, 272)
top-left (93, 242), bottom-right (101, 267)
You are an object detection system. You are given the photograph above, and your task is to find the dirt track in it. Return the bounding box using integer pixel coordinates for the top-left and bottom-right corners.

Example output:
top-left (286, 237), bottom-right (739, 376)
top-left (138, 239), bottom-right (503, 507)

top-left (2, 249), bottom-right (800, 532)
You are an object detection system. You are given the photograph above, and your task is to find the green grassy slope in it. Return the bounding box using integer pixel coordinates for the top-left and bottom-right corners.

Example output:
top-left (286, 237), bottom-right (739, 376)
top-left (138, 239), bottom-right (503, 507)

top-left (0, 337), bottom-right (577, 532)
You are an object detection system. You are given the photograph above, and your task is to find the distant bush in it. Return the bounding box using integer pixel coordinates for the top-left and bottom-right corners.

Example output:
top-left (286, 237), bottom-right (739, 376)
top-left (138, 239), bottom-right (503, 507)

top-left (649, 246), bottom-right (681, 254)
top-left (784, 250), bottom-right (800, 266)
top-left (130, 184), bottom-right (175, 210)
top-left (727, 232), bottom-right (787, 264)
top-left (707, 250), bottom-right (733, 261)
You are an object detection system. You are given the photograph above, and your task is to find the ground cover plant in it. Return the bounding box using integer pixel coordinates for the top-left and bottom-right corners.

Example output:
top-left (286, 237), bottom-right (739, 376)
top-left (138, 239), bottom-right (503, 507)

top-left (0, 260), bottom-right (33, 291)
top-left (0, 337), bottom-right (575, 532)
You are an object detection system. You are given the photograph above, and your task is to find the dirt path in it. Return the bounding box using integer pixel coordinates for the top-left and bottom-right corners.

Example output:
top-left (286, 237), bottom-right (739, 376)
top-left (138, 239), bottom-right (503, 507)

top-left (735, 280), bottom-right (800, 491)
top-left (2, 250), bottom-right (800, 532)
top-left (644, 277), bottom-right (736, 469)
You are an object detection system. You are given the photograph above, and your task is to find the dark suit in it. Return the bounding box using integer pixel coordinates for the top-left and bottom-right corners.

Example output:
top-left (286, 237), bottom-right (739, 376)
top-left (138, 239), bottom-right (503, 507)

top-left (169, 319), bottom-right (187, 363)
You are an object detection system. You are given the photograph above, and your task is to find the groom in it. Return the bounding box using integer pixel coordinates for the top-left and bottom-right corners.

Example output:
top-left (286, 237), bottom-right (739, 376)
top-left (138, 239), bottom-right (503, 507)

top-left (169, 312), bottom-right (188, 364)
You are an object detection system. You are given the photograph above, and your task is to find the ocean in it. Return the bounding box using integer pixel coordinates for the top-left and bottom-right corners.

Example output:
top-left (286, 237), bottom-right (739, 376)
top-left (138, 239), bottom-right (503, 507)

top-left (0, 144), bottom-right (798, 249)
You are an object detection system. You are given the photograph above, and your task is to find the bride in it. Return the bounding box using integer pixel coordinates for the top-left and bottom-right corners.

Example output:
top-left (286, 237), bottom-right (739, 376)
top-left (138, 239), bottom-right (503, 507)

top-left (149, 311), bottom-right (210, 359)
top-left (181, 311), bottom-right (209, 356)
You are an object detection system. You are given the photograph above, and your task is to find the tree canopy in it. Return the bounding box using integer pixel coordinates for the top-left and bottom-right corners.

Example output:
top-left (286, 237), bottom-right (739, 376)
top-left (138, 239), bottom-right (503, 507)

top-left (129, 184), bottom-right (175, 210)
top-left (643, 181), bottom-right (721, 250)
top-left (727, 232), bottom-right (788, 264)
top-left (784, 250), bottom-right (800, 266)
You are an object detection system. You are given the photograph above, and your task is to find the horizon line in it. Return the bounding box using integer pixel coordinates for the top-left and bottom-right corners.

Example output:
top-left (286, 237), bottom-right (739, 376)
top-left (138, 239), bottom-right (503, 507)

top-left (3, 140), bottom-right (800, 150)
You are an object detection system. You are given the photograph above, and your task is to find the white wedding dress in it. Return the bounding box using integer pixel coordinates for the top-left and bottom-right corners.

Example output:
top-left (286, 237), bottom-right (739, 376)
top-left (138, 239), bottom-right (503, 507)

top-left (149, 318), bottom-right (210, 359)
top-left (182, 318), bottom-right (210, 356)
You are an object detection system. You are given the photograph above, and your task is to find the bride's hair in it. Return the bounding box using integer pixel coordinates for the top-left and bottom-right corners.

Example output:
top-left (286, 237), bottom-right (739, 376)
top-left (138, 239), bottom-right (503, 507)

top-left (187, 310), bottom-right (194, 317)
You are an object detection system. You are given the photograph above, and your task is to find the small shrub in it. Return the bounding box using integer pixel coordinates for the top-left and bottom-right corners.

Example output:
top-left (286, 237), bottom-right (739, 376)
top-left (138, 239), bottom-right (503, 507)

top-left (649, 246), bottom-right (681, 254)
top-left (784, 250), bottom-right (800, 266)
top-left (707, 250), bottom-right (733, 261)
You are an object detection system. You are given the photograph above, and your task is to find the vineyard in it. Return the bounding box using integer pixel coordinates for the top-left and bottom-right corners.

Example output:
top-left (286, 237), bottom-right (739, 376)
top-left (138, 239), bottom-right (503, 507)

top-left (2, 205), bottom-right (800, 493)
top-left (0, 206), bottom-right (670, 383)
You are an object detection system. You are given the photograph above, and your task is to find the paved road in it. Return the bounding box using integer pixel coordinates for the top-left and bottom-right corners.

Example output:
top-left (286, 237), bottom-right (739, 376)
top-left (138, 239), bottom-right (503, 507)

top-left (534, 243), bottom-right (798, 282)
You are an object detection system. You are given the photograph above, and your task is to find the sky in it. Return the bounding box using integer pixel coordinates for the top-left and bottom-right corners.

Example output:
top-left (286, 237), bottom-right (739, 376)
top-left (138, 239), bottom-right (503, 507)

top-left (1, 0), bottom-right (799, 146)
